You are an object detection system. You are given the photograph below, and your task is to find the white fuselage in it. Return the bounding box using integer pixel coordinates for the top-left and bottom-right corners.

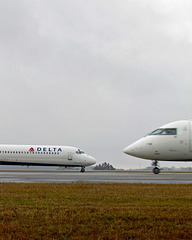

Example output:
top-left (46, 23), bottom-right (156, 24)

top-left (123, 120), bottom-right (192, 162)
top-left (0, 145), bottom-right (96, 167)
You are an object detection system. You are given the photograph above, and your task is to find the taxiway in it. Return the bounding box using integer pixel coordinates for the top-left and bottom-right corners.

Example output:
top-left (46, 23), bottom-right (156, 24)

top-left (0, 171), bottom-right (192, 183)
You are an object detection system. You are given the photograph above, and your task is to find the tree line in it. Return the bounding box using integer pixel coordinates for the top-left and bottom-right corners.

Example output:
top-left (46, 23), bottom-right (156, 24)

top-left (94, 162), bottom-right (116, 170)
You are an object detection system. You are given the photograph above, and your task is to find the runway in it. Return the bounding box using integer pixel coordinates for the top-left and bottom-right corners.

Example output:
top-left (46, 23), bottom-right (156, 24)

top-left (0, 170), bottom-right (192, 183)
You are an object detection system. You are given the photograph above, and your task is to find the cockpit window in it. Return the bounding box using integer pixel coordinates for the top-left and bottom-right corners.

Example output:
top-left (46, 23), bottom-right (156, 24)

top-left (150, 129), bottom-right (163, 135)
top-left (160, 128), bottom-right (177, 135)
top-left (150, 128), bottom-right (177, 135)
top-left (76, 149), bottom-right (85, 154)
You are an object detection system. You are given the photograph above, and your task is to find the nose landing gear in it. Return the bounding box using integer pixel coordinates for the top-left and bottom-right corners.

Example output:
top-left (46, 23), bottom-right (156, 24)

top-left (80, 166), bottom-right (85, 172)
top-left (152, 160), bottom-right (160, 174)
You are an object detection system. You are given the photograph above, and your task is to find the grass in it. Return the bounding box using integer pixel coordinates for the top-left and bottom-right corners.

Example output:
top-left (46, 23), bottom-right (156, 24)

top-left (0, 183), bottom-right (191, 239)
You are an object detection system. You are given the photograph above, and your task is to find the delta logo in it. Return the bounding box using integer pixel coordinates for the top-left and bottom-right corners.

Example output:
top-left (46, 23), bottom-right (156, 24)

top-left (28, 147), bottom-right (62, 152)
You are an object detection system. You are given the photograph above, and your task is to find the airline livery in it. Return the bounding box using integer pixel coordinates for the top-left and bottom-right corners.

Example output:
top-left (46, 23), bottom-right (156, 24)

top-left (0, 144), bottom-right (96, 172)
top-left (124, 120), bottom-right (192, 174)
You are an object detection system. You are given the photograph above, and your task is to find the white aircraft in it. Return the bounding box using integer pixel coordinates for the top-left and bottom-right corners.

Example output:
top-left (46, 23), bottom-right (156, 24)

top-left (123, 120), bottom-right (192, 174)
top-left (0, 144), bottom-right (96, 172)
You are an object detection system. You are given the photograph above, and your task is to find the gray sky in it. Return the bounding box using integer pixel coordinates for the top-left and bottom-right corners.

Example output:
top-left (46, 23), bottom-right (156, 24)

top-left (1, 0), bottom-right (192, 169)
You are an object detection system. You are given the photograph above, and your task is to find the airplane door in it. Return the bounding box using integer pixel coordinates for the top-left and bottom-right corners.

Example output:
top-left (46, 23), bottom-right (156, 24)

top-left (68, 152), bottom-right (72, 160)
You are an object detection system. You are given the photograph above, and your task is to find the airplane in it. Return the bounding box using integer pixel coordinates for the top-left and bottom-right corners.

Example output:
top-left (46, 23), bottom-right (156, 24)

top-left (0, 144), bottom-right (96, 172)
top-left (123, 120), bottom-right (192, 174)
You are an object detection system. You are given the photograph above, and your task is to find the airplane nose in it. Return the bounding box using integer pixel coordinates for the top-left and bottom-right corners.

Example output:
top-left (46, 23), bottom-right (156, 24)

top-left (123, 145), bottom-right (133, 155)
top-left (89, 156), bottom-right (96, 165)
top-left (123, 138), bottom-right (146, 158)
top-left (123, 144), bottom-right (138, 156)
top-left (92, 157), bottom-right (96, 165)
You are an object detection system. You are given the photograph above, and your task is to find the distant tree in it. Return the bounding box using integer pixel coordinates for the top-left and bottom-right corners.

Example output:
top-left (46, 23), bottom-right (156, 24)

top-left (93, 162), bottom-right (116, 170)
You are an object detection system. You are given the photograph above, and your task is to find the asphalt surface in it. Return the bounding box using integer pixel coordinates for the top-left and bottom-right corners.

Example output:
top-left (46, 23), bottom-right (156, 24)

top-left (0, 171), bottom-right (192, 183)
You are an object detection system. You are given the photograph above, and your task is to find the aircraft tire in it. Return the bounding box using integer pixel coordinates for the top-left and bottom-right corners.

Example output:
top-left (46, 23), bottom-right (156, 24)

top-left (80, 167), bottom-right (85, 172)
top-left (153, 167), bottom-right (160, 174)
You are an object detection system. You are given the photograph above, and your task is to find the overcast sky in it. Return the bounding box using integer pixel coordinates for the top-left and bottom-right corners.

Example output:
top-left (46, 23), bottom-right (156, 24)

top-left (0, 0), bottom-right (192, 169)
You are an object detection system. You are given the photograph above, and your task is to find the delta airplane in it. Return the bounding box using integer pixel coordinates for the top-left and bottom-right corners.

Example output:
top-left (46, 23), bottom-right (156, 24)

top-left (123, 120), bottom-right (192, 174)
top-left (0, 144), bottom-right (96, 172)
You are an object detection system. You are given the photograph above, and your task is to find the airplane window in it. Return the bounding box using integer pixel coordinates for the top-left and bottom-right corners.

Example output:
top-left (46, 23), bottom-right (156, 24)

top-left (76, 149), bottom-right (81, 154)
top-left (150, 128), bottom-right (177, 135)
top-left (150, 129), bottom-right (163, 135)
top-left (76, 149), bottom-right (85, 154)
top-left (160, 128), bottom-right (177, 135)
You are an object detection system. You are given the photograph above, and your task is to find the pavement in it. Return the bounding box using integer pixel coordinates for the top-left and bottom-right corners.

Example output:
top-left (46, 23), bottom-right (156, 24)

top-left (0, 170), bottom-right (192, 183)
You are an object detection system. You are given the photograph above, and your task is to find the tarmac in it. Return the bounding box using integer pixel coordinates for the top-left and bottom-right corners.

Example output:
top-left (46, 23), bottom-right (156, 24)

top-left (0, 170), bottom-right (192, 183)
